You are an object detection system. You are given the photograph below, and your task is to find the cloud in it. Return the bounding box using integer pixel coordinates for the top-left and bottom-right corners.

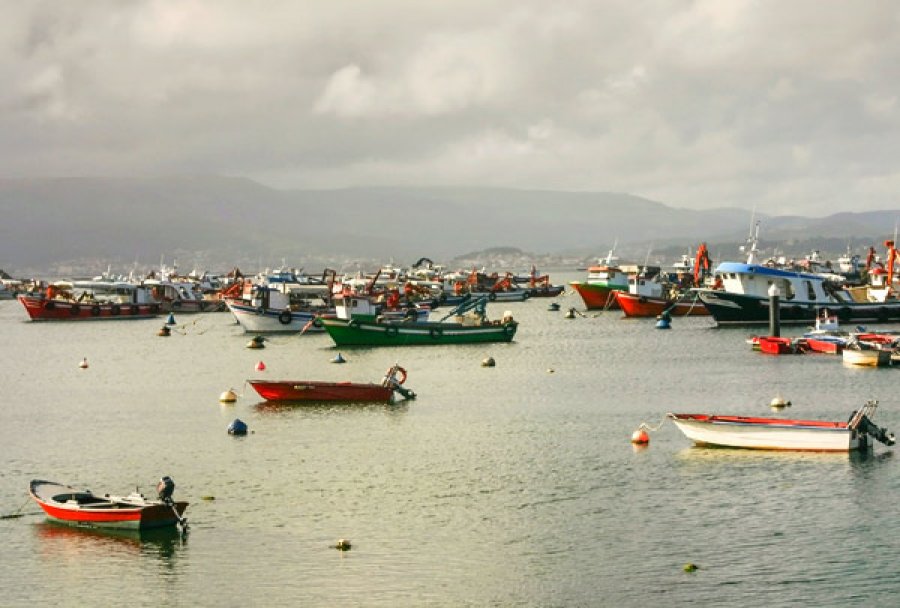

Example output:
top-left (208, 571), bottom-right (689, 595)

top-left (0, 1), bottom-right (899, 216)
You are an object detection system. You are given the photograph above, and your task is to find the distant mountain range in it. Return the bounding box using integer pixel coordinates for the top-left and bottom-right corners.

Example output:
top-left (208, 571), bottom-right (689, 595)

top-left (0, 175), bottom-right (897, 276)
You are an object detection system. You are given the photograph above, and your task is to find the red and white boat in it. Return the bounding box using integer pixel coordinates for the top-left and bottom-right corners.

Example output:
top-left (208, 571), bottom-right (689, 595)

top-left (614, 246), bottom-right (711, 317)
top-left (29, 477), bottom-right (188, 531)
top-left (614, 291), bottom-right (708, 317)
top-left (248, 364), bottom-right (416, 403)
top-left (668, 401), bottom-right (895, 452)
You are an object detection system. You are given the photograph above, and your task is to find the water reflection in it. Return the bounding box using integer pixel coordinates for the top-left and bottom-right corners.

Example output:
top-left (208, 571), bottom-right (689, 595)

top-left (252, 400), bottom-right (411, 416)
top-left (34, 522), bottom-right (184, 563)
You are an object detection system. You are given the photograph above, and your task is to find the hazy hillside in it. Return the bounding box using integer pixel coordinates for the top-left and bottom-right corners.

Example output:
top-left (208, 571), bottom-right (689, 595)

top-left (0, 176), bottom-right (897, 275)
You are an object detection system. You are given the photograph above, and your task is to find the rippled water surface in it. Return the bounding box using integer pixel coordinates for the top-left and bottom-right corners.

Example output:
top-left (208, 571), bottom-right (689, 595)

top-left (2, 276), bottom-right (900, 607)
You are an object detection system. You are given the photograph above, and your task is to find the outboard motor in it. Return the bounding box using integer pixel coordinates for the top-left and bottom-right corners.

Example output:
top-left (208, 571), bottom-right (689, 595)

top-left (849, 401), bottom-right (896, 448)
top-left (157, 476), bottom-right (176, 503)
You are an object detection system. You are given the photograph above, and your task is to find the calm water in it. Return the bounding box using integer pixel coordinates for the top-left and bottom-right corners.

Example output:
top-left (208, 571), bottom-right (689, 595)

top-left (2, 274), bottom-right (900, 607)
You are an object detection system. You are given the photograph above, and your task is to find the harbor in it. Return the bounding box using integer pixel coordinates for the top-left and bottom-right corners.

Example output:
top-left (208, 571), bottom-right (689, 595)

top-left (2, 271), bottom-right (899, 606)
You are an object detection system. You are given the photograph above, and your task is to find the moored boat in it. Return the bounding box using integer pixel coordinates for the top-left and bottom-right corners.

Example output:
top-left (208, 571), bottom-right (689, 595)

top-left (758, 336), bottom-right (800, 355)
top-left (569, 248), bottom-right (628, 310)
top-left (319, 296), bottom-right (517, 347)
top-left (842, 343), bottom-right (893, 367)
top-left (668, 400), bottom-right (894, 451)
top-left (248, 363), bottom-right (416, 403)
top-left (17, 283), bottom-right (161, 321)
top-left (29, 477), bottom-right (188, 531)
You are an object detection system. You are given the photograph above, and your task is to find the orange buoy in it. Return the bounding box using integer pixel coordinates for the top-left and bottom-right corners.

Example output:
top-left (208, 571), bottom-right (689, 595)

top-left (631, 428), bottom-right (649, 445)
top-left (255, 361), bottom-right (266, 371)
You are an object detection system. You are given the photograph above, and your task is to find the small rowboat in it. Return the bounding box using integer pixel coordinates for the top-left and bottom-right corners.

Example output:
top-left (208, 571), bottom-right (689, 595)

top-left (668, 401), bottom-right (895, 452)
top-left (248, 364), bottom-right (416, 403)
top-left (29, 477), bottom-right (188, 531)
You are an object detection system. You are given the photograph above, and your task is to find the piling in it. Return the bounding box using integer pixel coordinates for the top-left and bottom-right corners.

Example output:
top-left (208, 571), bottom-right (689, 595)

top-left (768, 283), bottom-right (781, 338)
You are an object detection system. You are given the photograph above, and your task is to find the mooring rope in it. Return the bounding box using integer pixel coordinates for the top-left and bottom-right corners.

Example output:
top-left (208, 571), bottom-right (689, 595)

top-left (637, 414), bottom-right (670, 433)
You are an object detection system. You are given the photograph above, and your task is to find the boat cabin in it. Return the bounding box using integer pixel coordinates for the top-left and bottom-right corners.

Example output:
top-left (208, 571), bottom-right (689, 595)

top-left (713, 262), bottom-right (857, 305)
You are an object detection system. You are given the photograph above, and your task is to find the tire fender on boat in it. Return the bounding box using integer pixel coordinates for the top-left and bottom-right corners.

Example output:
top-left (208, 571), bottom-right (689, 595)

top-left (348, 319), bottom-right (360, 328)
top-left (69, 304), bottom-right (79, 316)
top-left (504, 323), bottom-right (516, 335)
top-left (45, 300), bottom-right (55, 310)
top-left (385, 325), bottom-right (399, 337)
top-left (489, 292), bottom-right (497, 301)
top-left (429, 327), bottom-right (443, 339)
top-left (91, 305), bottom-right (101, 316)
top-left (111, 304), bottom-right (121, 316)
top-left (278, 310), bottom-right (292, 325)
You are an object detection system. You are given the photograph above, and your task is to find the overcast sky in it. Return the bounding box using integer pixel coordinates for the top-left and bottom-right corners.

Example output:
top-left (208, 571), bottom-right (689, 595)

top-left (2, 1), bottom-right (899, 216)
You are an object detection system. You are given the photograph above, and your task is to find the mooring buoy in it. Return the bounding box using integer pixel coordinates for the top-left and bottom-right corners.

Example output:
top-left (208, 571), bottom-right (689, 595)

top-left (631, 428), bottom-right (650, 445)
top-left (481, 356), bottom-right (496, 367)
top-left (331, 353), bottom-right (346, 363)
top-left (334, 539), bottom-right (352, 551)
top-left (166, 312), bottom-right (176, 326)
top-left (227, 418), bottom-right (248, 436)
top-left (78, 357), bottom-right (89, 369)
top-left (219, 388), bottom-right (238, 403)
top-left (255, 361), bottom-right (266, 371)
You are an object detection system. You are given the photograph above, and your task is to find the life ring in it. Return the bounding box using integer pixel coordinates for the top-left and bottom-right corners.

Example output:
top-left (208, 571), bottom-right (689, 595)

top-left (91, 305), bottom-right (101, 317)
top-left (69, 304), bottom-right (79, 316)
top-left (385, 325), bottom-right (399, 337)
top-left (278, 310), bottom-right (292, 325)
top-left (488, 292), bottom-right (497, 301)
top-left (391, 366), bottom-right (407, 385)
top-left (45, 301), bottom-right (55, 310)
top-left (111, 304), bottom-right (121, 316)
top-left (429, 327), bottom-right (443, 339)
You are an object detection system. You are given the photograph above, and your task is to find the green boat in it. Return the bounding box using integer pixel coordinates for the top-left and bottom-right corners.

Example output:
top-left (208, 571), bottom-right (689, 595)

top-left (318, 296), bottom-right (518, 346)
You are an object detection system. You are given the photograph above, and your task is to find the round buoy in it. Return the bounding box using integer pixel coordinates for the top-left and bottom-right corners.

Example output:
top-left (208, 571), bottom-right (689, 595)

top-left (631, 428), bottom-right (650, 445)
top-left (227, 418), bottom-right (248, 436)
top-left (481, 356), bottom-right (496, 367)
top-left (334, 539), bottom-right (352, 551)
top-left (201, 495), bottom-right (216, 501)
top-left (770, 396), bottom-right (791, 408)
top-left (331, 353), bottom-right (346, 364)
top-left (546, 368), bottom-right (555, 373)
top-left (247, 336), bottom-right (266, 349)
top-left (564, 308), bottom-right (576, 319)
top-left (548, 302), bottom-right (560, 311)
top-left (78, 357), bottom-right (89, 369)
top-left (166, 313), bottom-right (176, 326)
top-left (683, 563), bottom-right (699, 573)
top-left (158, 326), bottom-right (171, 337)
top-left (255, 361), bottom-right (266, 371)
top-left (219, 388), bottom-right (238, 403)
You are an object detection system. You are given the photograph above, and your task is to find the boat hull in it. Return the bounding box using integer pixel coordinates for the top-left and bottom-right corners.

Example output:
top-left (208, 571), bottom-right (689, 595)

top-left (669, 414), bottom-right (857, 451)
top-left (805, 337), bottom-right (844, 354)
top-left (226, 300), bottom-right (327, 333)
top-left (842, 348), bottom-right (892, 367)
top-left (614, 292), bottom-right (708, 317)
top-left (758, 336), bottom-right (797, 355)
top-left (569, 282), bottom-right (621, 310)
top-left (320, 319), bottom-right (517, 346)
top-left (696, 290), bottom-right (900, 326)
top-left (18, 295), bottom-right (160, 321)
top-left (248, 380), bottom-right (394, 402)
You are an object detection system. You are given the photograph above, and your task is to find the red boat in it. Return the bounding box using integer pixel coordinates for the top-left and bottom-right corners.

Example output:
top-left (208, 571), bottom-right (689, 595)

top-left (248, 364), bottom-right (416, 403)
top-left (614, 291), bottom-right (709, 317)
top-left (758, 336), bottom-right (800, 355)
top-left (804, 337), bottom-right (844, 354)
top-left (18, 293), bottom-right (160, 321)
top-left (29, 477), bottom-right (188, 531)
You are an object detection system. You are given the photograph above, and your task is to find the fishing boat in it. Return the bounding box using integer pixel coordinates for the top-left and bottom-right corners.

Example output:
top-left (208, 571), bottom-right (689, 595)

top-left (668, 400), bottom-right (895, 451)
top-left (757, 336), bottom-right (801, 355)
top-left (569, 248), bottom-right (628, 310)
top-left (29, 477), bottom-right (188, 531)
top-left (225, 284), bottom-right (331, 333)
top-left (695, 228), bottom-right (900, 326)
top-left (17, 283), bottom-right (161, 321)
top-left (318, 296), bottom-right (517, 346)
top-left (248, 363), bottom-right (416, 403)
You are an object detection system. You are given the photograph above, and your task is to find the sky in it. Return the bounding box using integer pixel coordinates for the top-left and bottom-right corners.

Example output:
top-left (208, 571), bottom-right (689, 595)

top-left (2, 0), bottom-right (899, 216)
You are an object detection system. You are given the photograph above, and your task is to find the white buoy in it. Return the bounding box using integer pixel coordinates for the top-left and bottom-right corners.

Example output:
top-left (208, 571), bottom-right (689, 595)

top-left (770, 396), bottom-right (791, 408)
top-left (334, 538), bottom-right (352, 551)
top-left (219, 388), bottom-right (238, 403)
top-left (79, 357), bottom-right (89, 369)
top-left (481, 356), bottom-right (496, 367)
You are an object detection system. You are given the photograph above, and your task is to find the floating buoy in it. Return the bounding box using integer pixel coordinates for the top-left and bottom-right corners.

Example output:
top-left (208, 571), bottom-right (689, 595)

top-left (219, 388), bottom-right (238, 403)
top-left (166, 312), bottom-right (176, 326)
top-left (656, 312), bottom-right (672, 329)
top-left (201, 495), bottom-right (216, 501)
top-left (548, 302), bottom-right (560, 311)
top-left (255, 361), bottom-right (266, 371)
top-left (247, 336), bottom-right (266, 349)
top-left (631, 428), bottom-right (650, 445)
top-left (770, 396), bottom-right (791, 408)
top-left (227, 418), bottom-right (248, 436)
top-left (683, 563), bottom-right (699, 573)
top-left (158, 325), bottom-right (171, 337)
top-left (546, 368), bottom-right (555, 373)
top-left (331, 353), bottom-right (346, 364)
top-left (481, 356), bottom-right (496, 367)
top-left (78, 357), bottom-right (89, 369)
top-left (334, 539), bottom-right (352, 551)
top-left (564, 308), bottom-right (576, 319)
